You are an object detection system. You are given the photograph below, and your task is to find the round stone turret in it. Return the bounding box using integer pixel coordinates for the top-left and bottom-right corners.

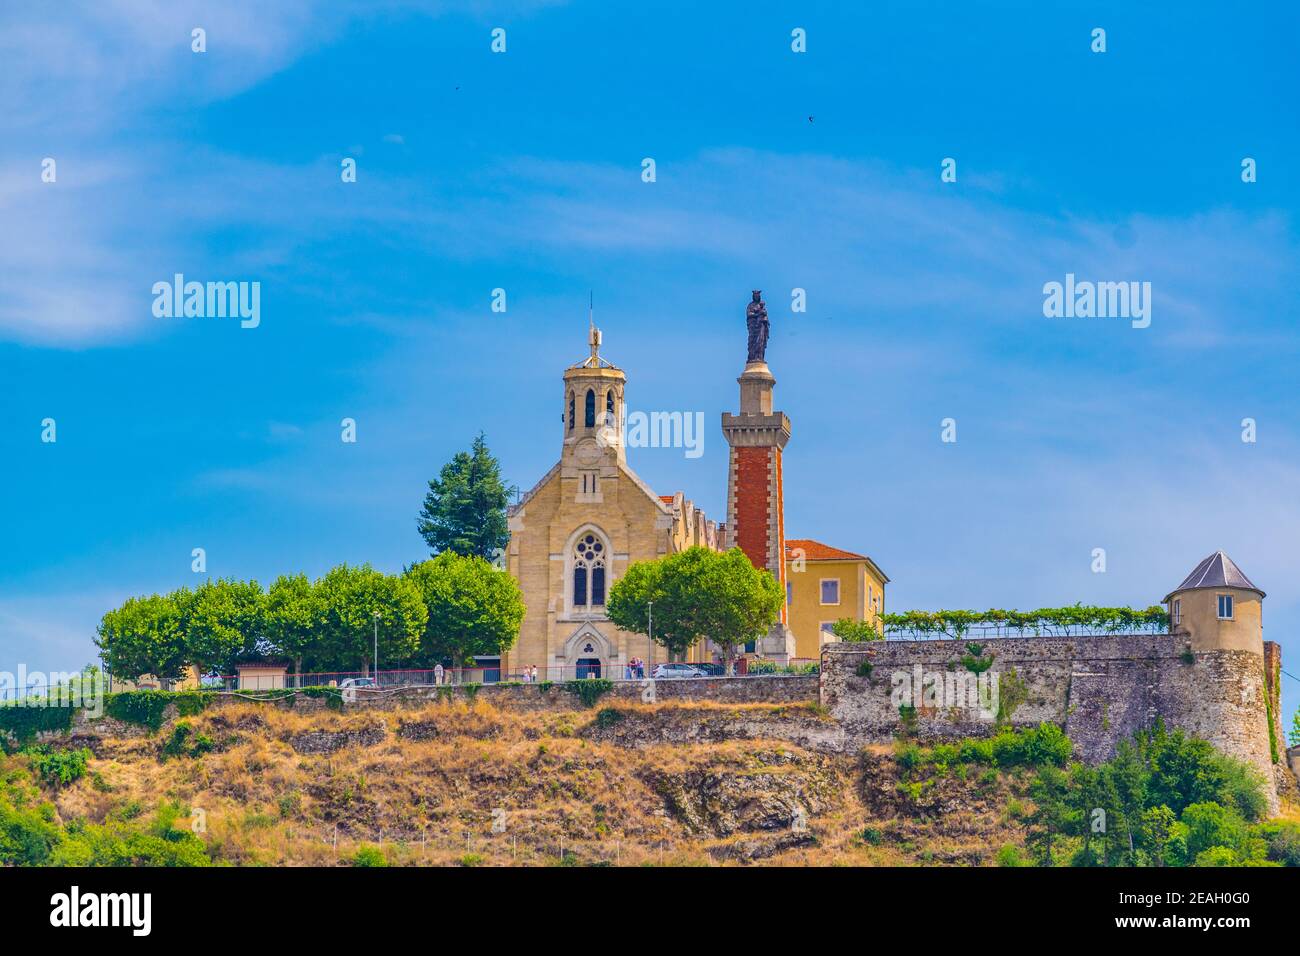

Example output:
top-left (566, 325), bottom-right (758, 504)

top-left (1163, 550), bottom-right (1264, 655)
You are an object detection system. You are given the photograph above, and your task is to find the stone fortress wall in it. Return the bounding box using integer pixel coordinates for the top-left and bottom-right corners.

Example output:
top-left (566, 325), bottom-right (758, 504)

top-left (820, 633), bottom-right (1287, 809)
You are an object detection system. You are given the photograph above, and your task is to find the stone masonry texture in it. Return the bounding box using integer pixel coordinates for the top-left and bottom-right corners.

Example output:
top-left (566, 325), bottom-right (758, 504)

top-left (821, 634), bottom-right (1281, 806)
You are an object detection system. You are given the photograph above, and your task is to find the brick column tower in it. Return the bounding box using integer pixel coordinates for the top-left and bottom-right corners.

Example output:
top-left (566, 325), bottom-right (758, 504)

top-left (722, 292), bottom-right (797, 661)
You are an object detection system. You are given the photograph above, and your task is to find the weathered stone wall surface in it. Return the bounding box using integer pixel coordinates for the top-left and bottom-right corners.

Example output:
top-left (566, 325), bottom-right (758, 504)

top-left (341, 674), bottom-right (819, 712)
top-left (820, 635), bottom-right (1279, 805)
top-left (19, 676), bottom-right (819, 751)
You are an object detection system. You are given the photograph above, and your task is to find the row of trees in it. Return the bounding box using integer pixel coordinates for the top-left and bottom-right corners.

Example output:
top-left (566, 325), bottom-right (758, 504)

top-left (96, 553), bottom-right (524, 683)
top-left (1019, 723), bottom-right (1282, 867)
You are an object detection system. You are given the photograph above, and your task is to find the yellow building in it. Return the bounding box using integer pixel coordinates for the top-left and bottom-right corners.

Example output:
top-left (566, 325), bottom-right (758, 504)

top-left (107, 666), bottom-right (201, 693)
top-left (784, 539), bottom-right (889, 661)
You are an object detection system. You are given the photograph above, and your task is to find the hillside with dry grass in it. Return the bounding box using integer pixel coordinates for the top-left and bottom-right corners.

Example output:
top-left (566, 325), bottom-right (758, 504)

top-left (29, 698), bottom-right (1042, 866)
top-left (8, 695), bottom-right (1297, 867)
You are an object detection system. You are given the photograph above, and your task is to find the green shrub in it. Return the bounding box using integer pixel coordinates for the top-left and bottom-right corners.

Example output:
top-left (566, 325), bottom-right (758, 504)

top-left (300, 686), bottom-right (344, 710)
top-left (1192, 846), bottom-right (1240, 867)
top-left (159, 722), bottom-right (214, 761)
top-left (996, 844), bottom-right (1027, 867)
top-left (593, 708), bottom-right (624, 729)
top-left (859, 827), bottom-right (883, 846)
top-left (0, 798), bottom-right (61, 865)
top-left (172, 691), bottom-right (215, 717)
top-left (0, 705), bottom-right (76, 750)
top-left (22, 747), bottom-right (91, 788)
top-left (104, 692), bottom-right (171, 732)
top-left (894, 742), bottom-right (924, 771)
top-left (351, 845), bottom-right (387, 867)
top-left (990, 723), bottom-right (1072, 768)
top-left (959, 739), bottom-right (995, 764)
top-left (1255, 821), bottom-right (1300, 867)
top-left (49, 826), bottom-right (211, 867)
top-left (855, 659), bottom-right (874, 678)
top-left (277, 792), bottom-right (302, 819)
top-left (930, 743), bottom-right (959, 770)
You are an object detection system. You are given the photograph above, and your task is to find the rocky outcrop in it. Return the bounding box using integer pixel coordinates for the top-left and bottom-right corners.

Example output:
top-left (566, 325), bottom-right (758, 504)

top-left (289, 723), bottom-right (387, 754)
top-left (642, 749), bottom-right (844, 837)
top-left (581, 704), bottom-right (849, 753)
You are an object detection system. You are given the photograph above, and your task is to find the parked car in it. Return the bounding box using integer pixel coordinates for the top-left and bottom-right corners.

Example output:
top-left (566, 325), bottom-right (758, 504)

top-left (650, 663), bottom-right (711, 679)
top-left (694, 663), bottom-right (726, 676)
top-left (338, 677), bottom-right (377, 702)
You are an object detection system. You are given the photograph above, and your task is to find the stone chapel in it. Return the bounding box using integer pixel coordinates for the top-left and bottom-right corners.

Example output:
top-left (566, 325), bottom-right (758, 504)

top-left (499, 296), bottom-right (886, 680)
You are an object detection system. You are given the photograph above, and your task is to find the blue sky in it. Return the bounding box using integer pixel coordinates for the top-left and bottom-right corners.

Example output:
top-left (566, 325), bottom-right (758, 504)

top-left (1, 1), bottom-right (1298, 720)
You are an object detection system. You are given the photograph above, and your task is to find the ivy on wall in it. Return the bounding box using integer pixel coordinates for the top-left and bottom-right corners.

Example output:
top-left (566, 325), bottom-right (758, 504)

top-left (0, 705), bottom-right (76, 750)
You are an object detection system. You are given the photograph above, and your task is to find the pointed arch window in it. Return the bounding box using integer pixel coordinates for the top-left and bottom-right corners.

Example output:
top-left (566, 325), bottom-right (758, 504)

top-left (584, 389), bottom-right (596, 428)
top-left (568, 391), bottom-right (575, 431)
top-left (605, 388), bottom-right (615, 426)
top-left (572, 532), bottom-right (607, 610)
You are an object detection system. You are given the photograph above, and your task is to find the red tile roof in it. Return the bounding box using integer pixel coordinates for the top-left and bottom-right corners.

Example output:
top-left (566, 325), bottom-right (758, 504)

top-left (785, 538), bottom-right (868, 562)
top-left (659, 495), bottom-right (676, 504)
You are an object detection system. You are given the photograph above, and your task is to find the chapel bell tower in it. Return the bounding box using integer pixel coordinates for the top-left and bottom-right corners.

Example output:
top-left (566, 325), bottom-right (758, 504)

top-left (561, 314), bottom-right (626, 488)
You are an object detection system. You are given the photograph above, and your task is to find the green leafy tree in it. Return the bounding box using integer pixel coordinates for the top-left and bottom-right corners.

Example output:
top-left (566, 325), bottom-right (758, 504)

top-left (830, 618), bottom-right (882, 642)
top-left (1103, 740), bottom-right (1149, 864)
top-left (404, 552), bottom-right (524, 667)
top-left (1291, 708), bottom-right (1300, 747)
top-left (1138, 805), bottom-right (1177, 867)
top-left (1177, 801), bottom-right (1265, 866)
top-left (417, 433), bottom-right (513, 560)
top-left (96, 594), bottom-right (189, 684)
top-left (312, 564), bottom-right (426, 674)
top-left (263, 573), bottom-right (318, 686)
top-left (174, 578), bottom-right (265, 679)
top-left (1025, 764), bottom-right (1071, 865)
top-left (1139, 721), bottom-right (1267, 821)
top-left (606, 547), bottom-right (783, 675)
top-left (1065, 763), bottom-right (1109, 867)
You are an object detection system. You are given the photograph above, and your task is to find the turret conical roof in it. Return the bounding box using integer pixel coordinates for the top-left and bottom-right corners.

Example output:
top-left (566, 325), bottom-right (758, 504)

top-left (1163, 551), bottom-right (1264, 602)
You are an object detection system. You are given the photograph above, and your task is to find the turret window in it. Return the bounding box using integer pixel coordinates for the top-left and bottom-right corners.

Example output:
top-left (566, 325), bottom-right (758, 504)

top-left (572, 532), bottom-right (607, 611)
top-left (1217, 594), bottom-right (1233, 620)
top-left (584, 389), bottom-right (595, 428)
top-left (1172, 599), bottom-right (1181, 625)
top-left (568, 391), bottom-right (575, 431)
top-left (606, 388), bottom-right (615, 425)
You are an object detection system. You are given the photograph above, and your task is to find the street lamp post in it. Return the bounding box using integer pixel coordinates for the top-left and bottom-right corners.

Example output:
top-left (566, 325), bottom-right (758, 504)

top-left (372, 611), bottom-right (381, 686)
